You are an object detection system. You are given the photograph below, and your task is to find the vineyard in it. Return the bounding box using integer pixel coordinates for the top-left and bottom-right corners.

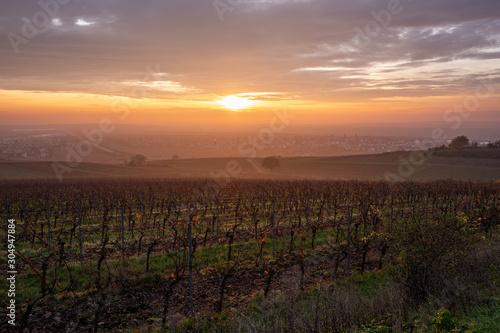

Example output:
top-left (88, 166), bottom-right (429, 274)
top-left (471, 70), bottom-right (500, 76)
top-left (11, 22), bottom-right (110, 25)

top-left (1, 178), bottom-right (499, 332)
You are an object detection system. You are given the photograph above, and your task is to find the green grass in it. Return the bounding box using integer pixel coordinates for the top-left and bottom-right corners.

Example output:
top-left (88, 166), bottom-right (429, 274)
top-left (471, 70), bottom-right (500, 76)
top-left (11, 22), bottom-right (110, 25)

top-left (5, 221), bottom-right (343, 306)
top-left (457, 298), bottom-right (500, 332)
top-left (133, 268), bottom-right (498, 333)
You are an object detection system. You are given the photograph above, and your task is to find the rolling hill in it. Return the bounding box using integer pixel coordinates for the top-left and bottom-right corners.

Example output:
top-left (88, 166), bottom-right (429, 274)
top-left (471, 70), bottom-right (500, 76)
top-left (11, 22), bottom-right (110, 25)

top-left (1, 151), bottom-right (499, 182)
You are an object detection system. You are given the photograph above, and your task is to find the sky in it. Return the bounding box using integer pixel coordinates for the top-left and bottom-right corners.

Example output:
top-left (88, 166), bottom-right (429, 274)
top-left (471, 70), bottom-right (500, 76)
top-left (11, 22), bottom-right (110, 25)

top-left (1, 0), bottom-right (500, 132)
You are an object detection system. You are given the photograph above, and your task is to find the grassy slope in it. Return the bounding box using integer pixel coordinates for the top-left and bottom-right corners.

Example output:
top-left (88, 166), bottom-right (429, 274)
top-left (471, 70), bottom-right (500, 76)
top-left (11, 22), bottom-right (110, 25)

top-left (1, 151), bottom-right (500, 181)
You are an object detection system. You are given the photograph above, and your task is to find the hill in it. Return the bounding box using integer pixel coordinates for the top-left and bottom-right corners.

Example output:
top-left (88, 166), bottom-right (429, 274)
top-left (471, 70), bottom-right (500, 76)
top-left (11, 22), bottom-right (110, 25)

top-left (1, 150), bottom-right (499, 182)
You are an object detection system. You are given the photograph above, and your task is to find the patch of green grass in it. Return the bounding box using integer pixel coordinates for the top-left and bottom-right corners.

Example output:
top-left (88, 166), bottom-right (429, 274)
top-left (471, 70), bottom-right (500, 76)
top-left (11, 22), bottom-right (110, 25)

top-left (456, 298), bottom-right (500, 333)
top-left (407, 298), bottom-right (500, 333)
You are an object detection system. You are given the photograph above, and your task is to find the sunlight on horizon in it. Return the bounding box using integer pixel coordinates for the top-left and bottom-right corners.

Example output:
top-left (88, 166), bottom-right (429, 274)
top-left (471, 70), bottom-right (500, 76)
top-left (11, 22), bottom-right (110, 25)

top-left (216, 95), bottom-right (257, 111)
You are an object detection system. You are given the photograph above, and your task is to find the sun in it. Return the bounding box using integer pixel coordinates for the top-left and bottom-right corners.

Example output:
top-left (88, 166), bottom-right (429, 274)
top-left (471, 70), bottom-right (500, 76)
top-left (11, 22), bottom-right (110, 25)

top-left (217, 95), bottom-right (256, 111)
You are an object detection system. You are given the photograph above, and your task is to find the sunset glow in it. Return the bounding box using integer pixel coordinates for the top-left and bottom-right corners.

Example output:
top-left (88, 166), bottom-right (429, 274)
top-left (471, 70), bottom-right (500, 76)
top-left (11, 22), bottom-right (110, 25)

top-left (0, 0), bottom-right (498, 131)
top-left (217, 95), bottom-right (257, 111)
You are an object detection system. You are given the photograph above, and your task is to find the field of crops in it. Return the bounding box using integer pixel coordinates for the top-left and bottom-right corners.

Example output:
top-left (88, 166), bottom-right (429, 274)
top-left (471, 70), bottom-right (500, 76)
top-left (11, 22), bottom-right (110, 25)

top-left (1, 178), bottom-right (498, 332)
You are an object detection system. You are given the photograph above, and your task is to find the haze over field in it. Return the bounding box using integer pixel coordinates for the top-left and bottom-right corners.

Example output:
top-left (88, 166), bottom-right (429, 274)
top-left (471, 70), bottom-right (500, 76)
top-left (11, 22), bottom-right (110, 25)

top-left (1, 0), bottom-right (500, 135)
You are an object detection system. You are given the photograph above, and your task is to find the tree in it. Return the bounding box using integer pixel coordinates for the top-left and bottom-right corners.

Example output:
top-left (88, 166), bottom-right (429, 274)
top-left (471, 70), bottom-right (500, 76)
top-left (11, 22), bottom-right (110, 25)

top-left (448, 136), bottom-right (469, 150)
top-left (487, 140), bottom-right (500, 149)
top-left (128, 154), bottom-right (147, 166)
top-left (261, 156), bottom-right (280, 171)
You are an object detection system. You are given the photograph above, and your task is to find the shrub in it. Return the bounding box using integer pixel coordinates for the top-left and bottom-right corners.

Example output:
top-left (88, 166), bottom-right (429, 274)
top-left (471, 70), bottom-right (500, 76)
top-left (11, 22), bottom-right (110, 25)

top-left (431, 309), bottom-right (458, 332)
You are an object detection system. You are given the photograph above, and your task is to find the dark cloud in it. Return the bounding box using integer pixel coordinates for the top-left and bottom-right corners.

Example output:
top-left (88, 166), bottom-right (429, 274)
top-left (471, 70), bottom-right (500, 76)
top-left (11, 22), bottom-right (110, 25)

top-left (0, 0), bottom-right (499, 100)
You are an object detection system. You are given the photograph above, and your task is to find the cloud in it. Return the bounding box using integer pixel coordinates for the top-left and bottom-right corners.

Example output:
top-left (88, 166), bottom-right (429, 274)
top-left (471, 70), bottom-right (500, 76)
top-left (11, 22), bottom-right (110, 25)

top-left (0, 0), bottom-right (499, 107)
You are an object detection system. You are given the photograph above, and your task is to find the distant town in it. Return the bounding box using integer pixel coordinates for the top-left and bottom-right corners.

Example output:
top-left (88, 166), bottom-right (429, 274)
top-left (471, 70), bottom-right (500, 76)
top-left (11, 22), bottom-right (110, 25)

top-left (0, 128), bottom-right (497, 162)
